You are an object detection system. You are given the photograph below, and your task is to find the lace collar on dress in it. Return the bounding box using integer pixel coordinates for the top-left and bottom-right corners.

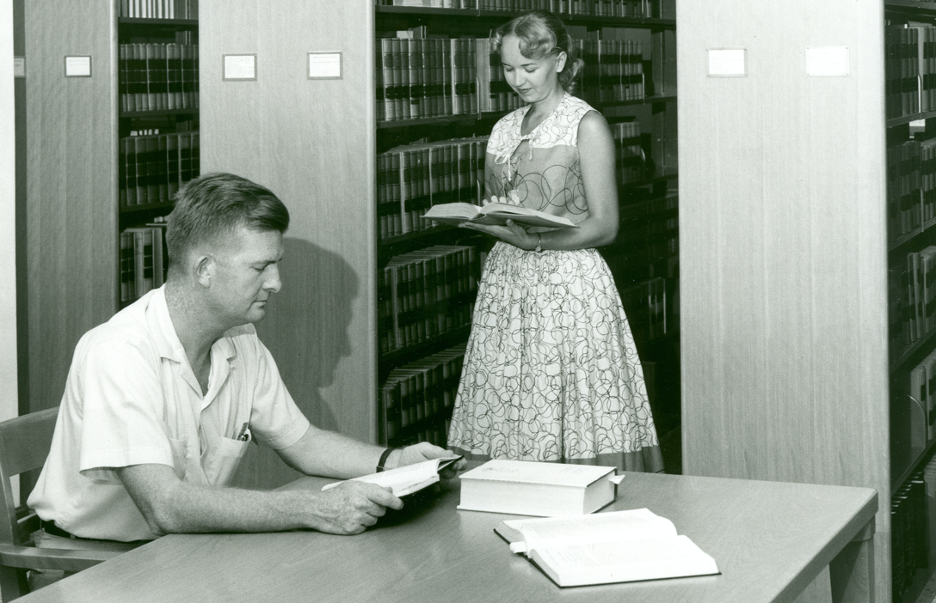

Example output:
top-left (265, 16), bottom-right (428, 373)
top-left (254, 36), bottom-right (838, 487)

top-left (493, 91), bottom-right (571, 167)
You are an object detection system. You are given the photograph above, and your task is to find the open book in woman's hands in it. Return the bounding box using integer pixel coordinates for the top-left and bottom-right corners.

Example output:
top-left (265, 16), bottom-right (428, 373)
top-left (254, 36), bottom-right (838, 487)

top-left (424, 201), bottom-right (577, 229)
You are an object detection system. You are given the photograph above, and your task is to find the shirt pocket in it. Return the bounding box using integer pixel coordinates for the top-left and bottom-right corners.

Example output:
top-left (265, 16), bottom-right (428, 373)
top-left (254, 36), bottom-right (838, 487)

top-left (202, 436), bottom-right (250, 486)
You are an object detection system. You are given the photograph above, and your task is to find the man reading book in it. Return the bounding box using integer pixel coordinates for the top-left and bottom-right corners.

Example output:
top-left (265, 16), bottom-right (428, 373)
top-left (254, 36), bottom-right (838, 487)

top-left (28, 172), bottom-right (466, 545)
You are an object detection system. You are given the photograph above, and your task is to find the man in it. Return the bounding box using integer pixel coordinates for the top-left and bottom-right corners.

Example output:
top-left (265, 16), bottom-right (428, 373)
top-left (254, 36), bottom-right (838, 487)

top-left (28, 172), bottom-right (464, 543)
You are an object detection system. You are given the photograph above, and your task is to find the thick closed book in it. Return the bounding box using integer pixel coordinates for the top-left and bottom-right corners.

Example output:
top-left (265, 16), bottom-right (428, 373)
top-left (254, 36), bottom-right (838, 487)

top-left (321, 456), bottom-right (462, 498)
top-left (457, 459), bottom-right (617, 516)
top-left (495, 509), bottom-right (719, 587)
top-left (424, 201), bottom-right (578, 228)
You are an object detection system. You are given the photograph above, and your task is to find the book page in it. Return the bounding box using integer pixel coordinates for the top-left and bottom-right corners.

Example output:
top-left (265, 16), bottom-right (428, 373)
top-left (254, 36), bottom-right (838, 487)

top-left (424, 202), bottom-right (482, 220)
top-left (501, 509), bottom-right (677, 553)
top-left (531, 535), bottom-right (719, 586)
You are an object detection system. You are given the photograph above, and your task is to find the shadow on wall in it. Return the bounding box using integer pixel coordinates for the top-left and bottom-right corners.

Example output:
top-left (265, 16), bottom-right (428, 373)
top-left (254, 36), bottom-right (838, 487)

top-left (231, 236), bottom-right (359, 490)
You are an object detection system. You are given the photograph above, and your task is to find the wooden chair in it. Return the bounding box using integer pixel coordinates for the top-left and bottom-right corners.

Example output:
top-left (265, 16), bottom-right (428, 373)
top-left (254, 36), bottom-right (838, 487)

top-left (0, 407), bottom-right (126, 600)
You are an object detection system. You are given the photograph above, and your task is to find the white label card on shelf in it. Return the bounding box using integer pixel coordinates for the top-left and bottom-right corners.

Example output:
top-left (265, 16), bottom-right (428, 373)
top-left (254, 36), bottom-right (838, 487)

top-left (806, 47), bottom-right (849, 77)
top-left (223, 54), bottom-right (257, 81)
top-left (308, 52), bottom-right (342, 80)
top-left (707, 48), bottom-right (746, 77)
top-left (64, 56), bottom-right (91, 77)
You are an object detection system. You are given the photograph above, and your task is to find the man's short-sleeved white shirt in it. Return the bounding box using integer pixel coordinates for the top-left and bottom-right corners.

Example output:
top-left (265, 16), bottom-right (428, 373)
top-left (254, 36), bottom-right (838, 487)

top-left (27, 286), bottom-right (311, 542)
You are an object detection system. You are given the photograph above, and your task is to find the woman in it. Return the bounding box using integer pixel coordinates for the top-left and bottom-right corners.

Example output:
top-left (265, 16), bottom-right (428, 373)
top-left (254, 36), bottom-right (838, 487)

top-left (446, 10), bottom-right (663, 472)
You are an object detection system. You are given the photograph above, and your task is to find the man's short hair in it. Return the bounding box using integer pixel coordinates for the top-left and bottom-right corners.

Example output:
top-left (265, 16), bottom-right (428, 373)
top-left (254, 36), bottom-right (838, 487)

top-left (166, 172), bottom-right (290, 272)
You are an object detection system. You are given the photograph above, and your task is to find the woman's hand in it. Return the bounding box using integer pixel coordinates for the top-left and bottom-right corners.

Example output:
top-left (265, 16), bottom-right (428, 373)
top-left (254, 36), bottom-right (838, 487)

top-left (460, 194), bottom-right (539, 249)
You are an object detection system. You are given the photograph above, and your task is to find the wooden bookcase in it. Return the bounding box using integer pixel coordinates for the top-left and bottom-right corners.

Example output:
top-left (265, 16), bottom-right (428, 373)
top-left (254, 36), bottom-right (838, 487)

top-left (370, 3), bottom-right (679, 453)
top-left (676, 1), bottom-right (936, 601)
top-left (21, 1), bottom-right (198, 413)
top-left (116, 9), bottom-right (199, 307)
top-left (23, 1), bottom-right (121, 420)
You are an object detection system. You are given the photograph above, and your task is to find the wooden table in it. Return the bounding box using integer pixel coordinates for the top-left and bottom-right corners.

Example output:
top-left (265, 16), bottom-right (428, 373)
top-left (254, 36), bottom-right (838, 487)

top-left (17, 472), bottom-right (877, 603)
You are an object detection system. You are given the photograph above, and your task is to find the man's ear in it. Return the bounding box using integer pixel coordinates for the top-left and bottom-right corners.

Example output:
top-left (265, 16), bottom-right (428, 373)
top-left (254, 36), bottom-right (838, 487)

top-left (194, 254), bottom-right (214, 287)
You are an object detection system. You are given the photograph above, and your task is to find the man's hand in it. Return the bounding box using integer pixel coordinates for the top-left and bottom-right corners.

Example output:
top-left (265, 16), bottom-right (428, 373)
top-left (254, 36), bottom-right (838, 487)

top-left (118, 463), bottom-right (404, 538)
top-left (309, 481), bottom-right (403, 535)
top-left (394, 443), bottom-right (468, 478)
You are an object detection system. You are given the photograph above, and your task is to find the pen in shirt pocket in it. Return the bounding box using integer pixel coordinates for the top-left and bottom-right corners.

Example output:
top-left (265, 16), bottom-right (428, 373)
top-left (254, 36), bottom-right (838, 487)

top-left (236, 422), bottom-right (250, 442)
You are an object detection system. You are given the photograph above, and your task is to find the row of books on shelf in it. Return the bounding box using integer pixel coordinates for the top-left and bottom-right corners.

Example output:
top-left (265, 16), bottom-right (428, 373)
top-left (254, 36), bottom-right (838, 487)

top-left (892, 247), bottom-right (936, 358)
top-left (378, 137), bottom-right (488, 240)
top-left (119, 40), bottom-right (199, 113)
top-left (379, 0), bottom-right (653, 18)
top-left (892, 468), bottom-right (930, 599)
top-left (377, 30), bottom-right (645, 123)
top-left (901, 348), bottom-right (936, 455)
top-left (888, 137), bottom-right (936, 241)
top-left (120, 222), bottom-right (168, 304)
top-left (611, 120), bottom-right (646, 183)
top-left (119, 131), bottom-right (200, 208)
top-left (579, 38), bottom-right (646, 105)
top-left (379, 343), bottom-right (466, 448)
top-left (379, 245), bottom-right (482, 354)
top-left (119, 0), bottom-right (198, 19)
top-left (886, 23), bottom-right (936, 120)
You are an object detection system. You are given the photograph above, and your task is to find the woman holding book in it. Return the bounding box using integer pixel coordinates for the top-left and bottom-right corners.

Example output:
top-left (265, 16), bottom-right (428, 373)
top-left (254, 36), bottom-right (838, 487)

top-left (446, 10), bottom-right (663, 473)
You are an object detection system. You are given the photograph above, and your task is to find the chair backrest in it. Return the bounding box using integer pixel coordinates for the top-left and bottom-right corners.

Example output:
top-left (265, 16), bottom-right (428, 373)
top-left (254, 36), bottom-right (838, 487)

top-left (0, 408), bottom-right (58, 547)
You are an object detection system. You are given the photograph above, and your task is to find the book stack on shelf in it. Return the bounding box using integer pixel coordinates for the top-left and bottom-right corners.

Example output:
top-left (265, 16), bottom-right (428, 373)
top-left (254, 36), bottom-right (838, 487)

top-left (119, 131), bottom-right (199, 208)
top-left (119, 221), bottom-right (168, 305)
top-left (119, 0), bottom-right (198, 19)
top-left (380, 344), bottom-right (467, 447)
top-left (378, 137), bottom-right (488, 239)
top-left (377, 35), bottom-right (478, 122)
top-left (119, 34), bottom-right (199, 113)
top-left (886, 22), bottom-right (936, 121)
top-left (612, 120), bottom-right (645, 184)
top-left (891, 470), bottom-right (930, 598)
top-left (577, 28), bottom-right (645, 106)
top-left (925, 456), bottom-right (936, 582)
top-left (379, 245), bottom-right (481, 355)
top-left (117, 4), bottom-right (198, 306)
top-left (377, 27), bottom-right (650, 124)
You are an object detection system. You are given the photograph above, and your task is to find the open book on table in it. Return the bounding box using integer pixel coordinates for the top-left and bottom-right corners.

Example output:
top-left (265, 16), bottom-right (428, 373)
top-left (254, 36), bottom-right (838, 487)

top-left (494, 508), bottom-right (719, 587)
top-left (424, 201), bottom-right (578, 229)
top-left (320, 456), bottom-right (463, 498)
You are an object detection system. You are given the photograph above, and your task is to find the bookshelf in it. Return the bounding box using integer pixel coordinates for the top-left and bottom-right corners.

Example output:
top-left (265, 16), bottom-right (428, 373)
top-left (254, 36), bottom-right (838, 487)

top-left (198, 0), bottom-right (677, 488)
top-left (676, 1), bottom-right (936, 601)
top-left (23, 1), bottom-right (121, 423)
top-left (20, 1), bottom-right (198, 424)
top-left (372, 2), bottom-right (679, 452)
top-left (117, 5), bottom-right (199, 306)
